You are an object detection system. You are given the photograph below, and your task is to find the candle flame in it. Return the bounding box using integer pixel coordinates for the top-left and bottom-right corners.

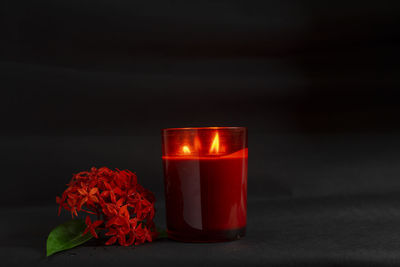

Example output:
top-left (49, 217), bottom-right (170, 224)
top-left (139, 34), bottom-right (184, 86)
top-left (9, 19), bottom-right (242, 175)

top-left (209, 132), bottom-right (220, 154)
top-left (182, 145), bottom-right (191, 154)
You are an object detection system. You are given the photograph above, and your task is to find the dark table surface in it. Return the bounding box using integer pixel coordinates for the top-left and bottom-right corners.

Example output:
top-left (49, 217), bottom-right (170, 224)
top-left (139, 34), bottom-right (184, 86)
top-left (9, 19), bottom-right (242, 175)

top-left (3, 194), bottom-right (400, 267)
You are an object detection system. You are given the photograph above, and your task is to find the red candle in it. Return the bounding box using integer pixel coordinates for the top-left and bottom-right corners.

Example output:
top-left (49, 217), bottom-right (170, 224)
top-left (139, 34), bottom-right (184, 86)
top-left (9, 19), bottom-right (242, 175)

top-left (162, 127), bottom-right (248, 242)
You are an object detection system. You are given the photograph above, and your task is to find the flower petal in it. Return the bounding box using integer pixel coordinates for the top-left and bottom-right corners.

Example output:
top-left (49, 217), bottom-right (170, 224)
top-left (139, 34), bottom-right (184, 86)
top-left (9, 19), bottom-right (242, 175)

top-left (105, 236), bottom-right (117, 245)
top-left (89, 187), bottom-right (98, 195)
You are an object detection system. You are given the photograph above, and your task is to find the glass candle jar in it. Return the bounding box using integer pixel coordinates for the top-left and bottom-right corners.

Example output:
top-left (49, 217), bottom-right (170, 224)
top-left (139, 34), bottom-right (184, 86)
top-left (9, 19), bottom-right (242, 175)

top-left (162, 127), bottom-right (248, 242)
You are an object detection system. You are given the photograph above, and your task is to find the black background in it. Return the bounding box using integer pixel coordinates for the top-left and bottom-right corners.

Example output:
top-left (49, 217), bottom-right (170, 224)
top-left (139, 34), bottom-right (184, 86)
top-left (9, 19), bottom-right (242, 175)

top-left (2, 0), bottom-right (400, 266)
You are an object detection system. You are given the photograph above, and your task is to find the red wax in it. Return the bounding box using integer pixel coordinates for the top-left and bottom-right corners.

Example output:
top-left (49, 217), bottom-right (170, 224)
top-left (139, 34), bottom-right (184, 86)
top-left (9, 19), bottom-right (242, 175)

top-left (162, 148), bottom-right (248, 242)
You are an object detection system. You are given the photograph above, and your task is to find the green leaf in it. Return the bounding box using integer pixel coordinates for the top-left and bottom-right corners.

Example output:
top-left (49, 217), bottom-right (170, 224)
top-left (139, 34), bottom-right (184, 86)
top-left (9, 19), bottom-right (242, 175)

top-left (46, 219), bottom-right (92, 257)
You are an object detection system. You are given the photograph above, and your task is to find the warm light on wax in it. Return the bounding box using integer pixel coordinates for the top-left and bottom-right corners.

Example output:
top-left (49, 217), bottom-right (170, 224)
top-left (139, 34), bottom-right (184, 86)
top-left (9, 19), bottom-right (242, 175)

top-left (180, 132), bottom-right (222, 155)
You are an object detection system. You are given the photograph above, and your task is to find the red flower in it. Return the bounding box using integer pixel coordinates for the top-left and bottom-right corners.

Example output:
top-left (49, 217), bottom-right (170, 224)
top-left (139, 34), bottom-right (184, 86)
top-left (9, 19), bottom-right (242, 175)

top-left (83, 216), bottom-right (103, 238)
top-left (77, 187), bottom-right (99, 207)
top-left (56, 167), bottom-right (157, 246)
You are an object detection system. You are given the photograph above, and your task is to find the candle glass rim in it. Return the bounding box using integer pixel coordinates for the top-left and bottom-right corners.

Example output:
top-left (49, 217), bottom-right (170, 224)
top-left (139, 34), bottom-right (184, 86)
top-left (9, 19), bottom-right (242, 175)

top-left (162, 126), bottom-right (247, 132)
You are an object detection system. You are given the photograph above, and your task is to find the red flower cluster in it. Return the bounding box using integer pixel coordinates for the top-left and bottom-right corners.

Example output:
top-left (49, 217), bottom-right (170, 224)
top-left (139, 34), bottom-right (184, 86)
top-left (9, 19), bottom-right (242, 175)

top-left (56, 167), bottom-right (157, 246)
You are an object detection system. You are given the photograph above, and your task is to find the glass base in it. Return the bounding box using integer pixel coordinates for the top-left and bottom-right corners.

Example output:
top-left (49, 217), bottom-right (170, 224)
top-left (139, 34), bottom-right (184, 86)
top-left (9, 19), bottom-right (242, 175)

top-left (167, 227), bottom-right (246, 243)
